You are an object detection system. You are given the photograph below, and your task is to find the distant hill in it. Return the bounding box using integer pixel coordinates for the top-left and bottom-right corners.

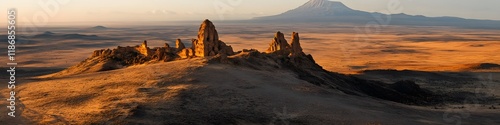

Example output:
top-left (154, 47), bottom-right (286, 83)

top-left (91, 25), bottom-right (108, 30)
top-left (32, 31), bottom-right (107, 40)
top-left (253, 0), bottom-right (500, 29)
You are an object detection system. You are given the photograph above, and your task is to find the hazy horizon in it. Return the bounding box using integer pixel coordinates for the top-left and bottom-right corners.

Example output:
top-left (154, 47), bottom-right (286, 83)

top-left (1, 0), bottom-right (500, 26)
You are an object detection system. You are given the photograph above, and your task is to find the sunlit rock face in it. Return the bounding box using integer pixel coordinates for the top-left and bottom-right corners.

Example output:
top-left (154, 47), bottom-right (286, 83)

top-left (193, 19), bottom-right (234, 57)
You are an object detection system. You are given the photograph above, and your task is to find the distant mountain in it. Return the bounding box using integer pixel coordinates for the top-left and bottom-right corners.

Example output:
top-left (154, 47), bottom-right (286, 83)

top-left (91, 25), bottom-right (108, 30)
top-left (32, 31), bottom-right (56, 38)
top-left (254, 0), bottom-right (500, 29)
top-left (255, 0), bottom-right (370, 22)
top-left (32, 31), bottom-right (107, 40)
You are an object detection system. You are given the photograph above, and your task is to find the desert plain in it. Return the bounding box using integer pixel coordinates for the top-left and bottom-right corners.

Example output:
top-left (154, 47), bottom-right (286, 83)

top-left (2, 23), bottom-right (499, 73)
top-left (0, 22), bottom-right (499, 124)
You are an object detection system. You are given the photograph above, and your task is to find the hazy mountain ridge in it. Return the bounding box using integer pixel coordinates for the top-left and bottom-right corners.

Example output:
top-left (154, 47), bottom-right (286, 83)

top-left (254, 0), bottom-right (500, 29)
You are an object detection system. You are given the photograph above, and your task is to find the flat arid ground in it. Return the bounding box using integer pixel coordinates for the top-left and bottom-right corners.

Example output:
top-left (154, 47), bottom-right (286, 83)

top-left (0, 23), bottom-right (499, 124)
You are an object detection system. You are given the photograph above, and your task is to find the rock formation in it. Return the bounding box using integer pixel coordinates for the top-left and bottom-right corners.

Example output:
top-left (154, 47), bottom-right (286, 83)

top-left (290, 32), bottom-right (304, 56)
top-left (175, 39), bottom-right (195, 59)
top-left (64, 20), bottom-right (316, 76)
top-left (175, 39), bottom-right (185, 52)
top-left (65, 19), bottom-right (243, 74)
top-left (55, 19), bottom-right (439, 106)
top-left (69, 19), bottom-right (316, 75)
top-left (266, 31), bottom-right (305, 56)
top-left (266, 31), bottom-right (291, 55)
top-left (65, 40), bottom-right (181, 76)
top-left (136, 40), bottom-right (151, 56)
top-left (193, 19), bottom-right (234, 57)
top-left (177, 48), bottom-right (194, 59)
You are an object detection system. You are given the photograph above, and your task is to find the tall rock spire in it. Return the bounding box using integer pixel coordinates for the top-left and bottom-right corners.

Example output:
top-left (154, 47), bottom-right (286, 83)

top-left (193, 19), bottom-right (233, 57)
top-left (290, 32), bottom-right (304, 56)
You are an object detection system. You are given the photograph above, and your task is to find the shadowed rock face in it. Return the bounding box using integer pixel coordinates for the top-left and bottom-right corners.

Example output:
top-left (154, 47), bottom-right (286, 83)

top-left (290, 32), bottom-right (304, 56)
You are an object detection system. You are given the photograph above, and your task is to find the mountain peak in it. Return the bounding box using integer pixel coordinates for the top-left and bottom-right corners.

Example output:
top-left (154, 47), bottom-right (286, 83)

top-left (254, 0), bottom-right (356, 19)
top-left (299, 0), bottom-right (350, 10)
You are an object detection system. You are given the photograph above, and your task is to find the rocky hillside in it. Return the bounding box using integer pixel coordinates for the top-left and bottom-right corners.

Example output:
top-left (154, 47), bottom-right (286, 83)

top-left (45, 19), bottom-right (440, 106)
top-left (42, 19), bottom-right (234, 78)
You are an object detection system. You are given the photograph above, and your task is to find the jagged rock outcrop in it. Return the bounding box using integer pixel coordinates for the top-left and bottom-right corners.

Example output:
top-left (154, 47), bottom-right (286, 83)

top-left (53, 40), bottom-right (182, 77)
top-left (193, 19), bottom-right (234, 57)
top-left (175, 39), bottom-right (185, 52)
top-left (136, 40), bottom-right (152, 56)
top-left (175, 39), bottom-right (195, 59)
top-left (266, 31), bottom-right (291, 55)
top-left (177, 48), bottom-right (194, 59)
top-left (153, 47), bottom-right (176, 61)
top-left (90, 42), bottom-right (171, 66)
